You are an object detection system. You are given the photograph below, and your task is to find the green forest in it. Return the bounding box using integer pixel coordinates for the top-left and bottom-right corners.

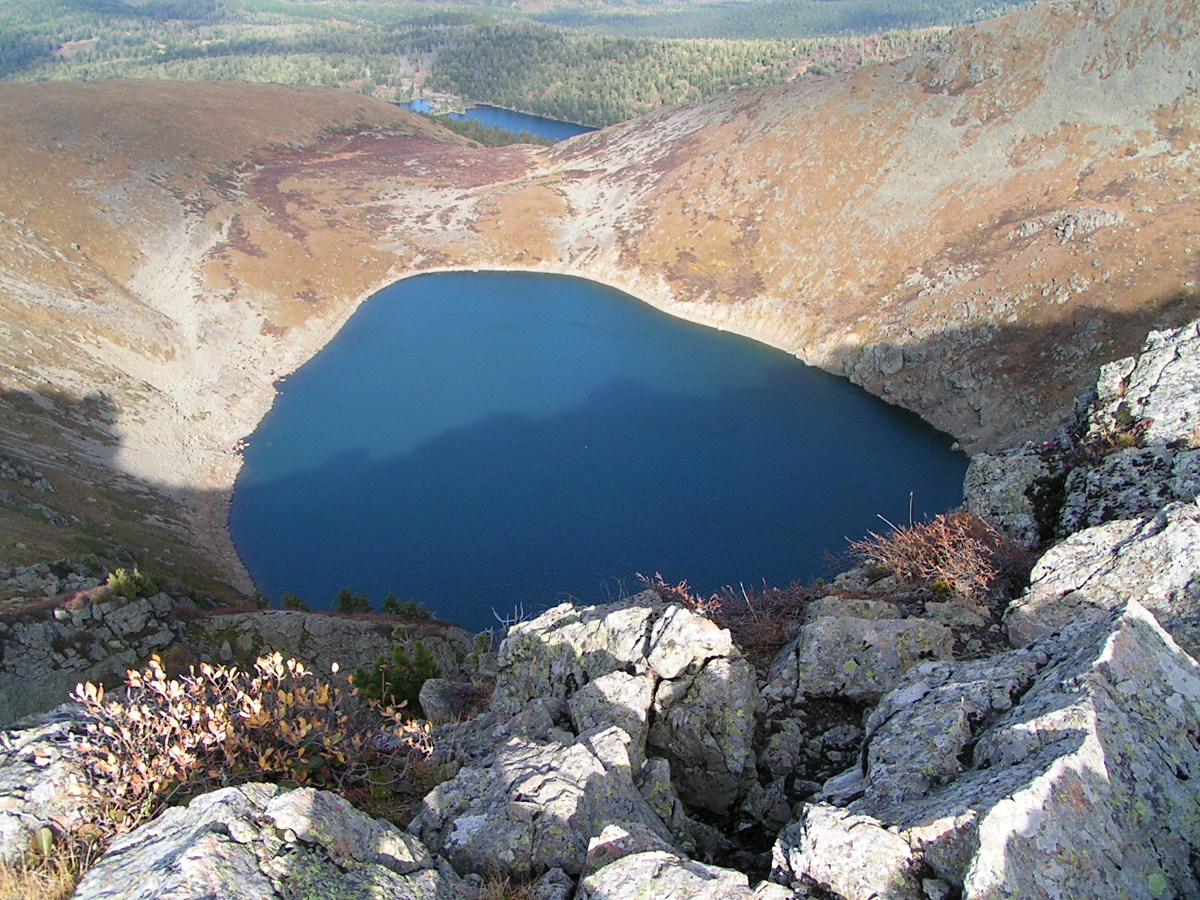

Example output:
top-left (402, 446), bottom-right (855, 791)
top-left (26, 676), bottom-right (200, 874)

top-left (0, 0), bottom-right (1039, 128)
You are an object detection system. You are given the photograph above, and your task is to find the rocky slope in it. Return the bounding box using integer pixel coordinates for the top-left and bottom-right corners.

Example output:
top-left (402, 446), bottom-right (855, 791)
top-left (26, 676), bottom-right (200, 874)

top-left (2, 0), bottom-right (1199, 594)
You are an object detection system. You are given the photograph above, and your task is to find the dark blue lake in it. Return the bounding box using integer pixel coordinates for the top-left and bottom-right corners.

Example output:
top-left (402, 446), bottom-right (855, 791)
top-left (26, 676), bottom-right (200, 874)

top-left (404, 99), bottom-right (595, 141)
top-left (230, 272), bottom-right (965, 633)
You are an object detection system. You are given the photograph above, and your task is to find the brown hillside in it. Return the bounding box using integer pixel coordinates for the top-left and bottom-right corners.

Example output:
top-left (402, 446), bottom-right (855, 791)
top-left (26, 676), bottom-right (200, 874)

top-left (2, 0), bottom-right (1198, 594)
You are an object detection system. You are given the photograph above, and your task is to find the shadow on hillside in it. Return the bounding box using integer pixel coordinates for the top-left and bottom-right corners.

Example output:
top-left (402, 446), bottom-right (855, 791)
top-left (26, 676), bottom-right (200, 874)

top-left (821, 287), bottom-right (1200, 453)
top-left (0, 386), bottom-right (247, 602)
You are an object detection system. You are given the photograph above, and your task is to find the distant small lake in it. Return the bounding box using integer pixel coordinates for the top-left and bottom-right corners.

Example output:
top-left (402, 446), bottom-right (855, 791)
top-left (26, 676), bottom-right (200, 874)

top-left (404, 99), bottom-right (595, 141)
top-left (230, 272), bottom-right (966, 634)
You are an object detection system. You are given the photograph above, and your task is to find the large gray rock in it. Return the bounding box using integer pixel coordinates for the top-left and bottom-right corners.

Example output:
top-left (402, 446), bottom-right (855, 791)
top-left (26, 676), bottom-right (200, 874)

top-left (963, 446), bottom-right (1051, 547)
top-left (762, 613), bottom-right (955, 706)
top-left (1088, 320), bottom-right (1200, 448)
top-left (72, 783), bottom-right (468, 900)
top-left (493, 596), bottom-right (758, 817)
top-left (775, 602), bottom-right (1200, 899)
top-left (578, 851), bottom-right (792, 900)
top-left (0, 705), bottom-right (94, 864)
top-left (197, 610), bottom-right (475, 682)
top-left (0, 592), bottom-right (180, 726)
top-left (568, 671), bottom-right (654, 770)
top-left (418, 678), bottom-right (491, 725)
top-left (774, 806), bottom-right (922, 900)
top-left (1058, 445), bottom-right (1200, 535)
top-left (409, 726), bottom-right (675, 879)
top-left (1005, 501), bottom-right (1200, 654)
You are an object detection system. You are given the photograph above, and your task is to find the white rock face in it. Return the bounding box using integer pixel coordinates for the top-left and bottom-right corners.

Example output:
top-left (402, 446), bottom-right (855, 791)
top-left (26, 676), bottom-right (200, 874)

top-left (775, 602), bottom-right (1200, 899)
top-left (408, 726), bottom-right (675, 879)
top-left (493, 594), bottom-right (759, 816)
top-left (578, 850), bottom-right (790, 900)
top-left (70, 784), bottom-right (468, 900)
top-left (1006, 500), bottom-right (1200, 654)
top-left (762, 614), bottom-right (956, 706)
top-left (1089, 320), bottom-right (1200, 447)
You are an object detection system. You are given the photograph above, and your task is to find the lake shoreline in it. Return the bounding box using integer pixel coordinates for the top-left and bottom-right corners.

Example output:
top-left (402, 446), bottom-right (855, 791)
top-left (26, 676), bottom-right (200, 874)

top-left (228, 270), bottom-right (965, 625)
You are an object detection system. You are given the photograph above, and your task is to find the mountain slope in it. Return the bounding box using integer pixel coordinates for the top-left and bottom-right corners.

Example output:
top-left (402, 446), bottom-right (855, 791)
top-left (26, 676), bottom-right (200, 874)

top-left (547, 0), bottom-right (1200, 448)
top-left (1, 0), bottom-right (1198, 594)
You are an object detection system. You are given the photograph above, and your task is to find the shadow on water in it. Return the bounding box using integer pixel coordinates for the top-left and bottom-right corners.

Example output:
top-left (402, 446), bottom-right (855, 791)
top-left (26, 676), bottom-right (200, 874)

top-left (231, 367), bottom-right (966, 634)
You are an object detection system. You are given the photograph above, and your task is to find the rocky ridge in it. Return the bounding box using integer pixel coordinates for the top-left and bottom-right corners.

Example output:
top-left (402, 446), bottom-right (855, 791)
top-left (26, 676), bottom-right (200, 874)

top-left (1, 319), bottom-right (1199, 897)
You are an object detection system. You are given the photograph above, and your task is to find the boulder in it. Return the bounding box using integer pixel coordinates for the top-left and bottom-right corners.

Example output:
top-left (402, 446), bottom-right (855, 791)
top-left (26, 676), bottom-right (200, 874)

top-left (1087, 320), bottom-right (1200, 447)
top-left (428, 698), bottom-right (573, 773)
top-left (568, 671), bottom-right (654, 770)
top-left (773, 806), bottom-right (922, 900)
top-left (0, 706), bottom-right (94, 864)
top-left (762, 613), bottom-right (955, 706)
top-left (71, 783), bottom-right (468, 900)
top-left (1005, 501), bottom-right (1200, 654)
top-left (962, 446), bottom-right (1051, 546)
top-left (408, 726), bottom-right (676, 879)
top-left (1058, 446), bottom-right (1200, 535)
top-left (418, 678), bottom-right (491, 726)
top-left (578, 850), bottom-right (792, 900)
top-left (196, 610), bottom-right (475, 682)
top-left (492, 595), bottom-right (758, 817)
top-left (775, 602), bottom-right (1200, 898)
top-left (0, 591), bottom-right (181, 726)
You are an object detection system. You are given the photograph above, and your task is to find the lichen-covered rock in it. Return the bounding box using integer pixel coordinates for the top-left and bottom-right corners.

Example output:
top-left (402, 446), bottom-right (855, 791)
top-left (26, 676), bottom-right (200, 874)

top-left (648, 654), bottom-right (758, 815)
top-left (635, 756), bottom-right (727, 859)
top-left (1005, 501), bottom-right (1200, 654)
top-left (578, 850), bottom-right (791, 900)
top-left (1058, 445), bottom-right (1200, 535)
top-left (568, 671), bottom-right (654, 770)
top-left (773, 806), bottom-right (922, 900)
top-left (803, 596), bottom-right (902, 621)
top-left (776, 602), bottom-right (1200, 899)
top-left (493, 595), bottom-right (732, 710)
top-left (428, 698), bottom-right (572, 773)
top-left (0, 592), bottom-right (181, 726)
top-left (963, 446), bottom-right (1051, 546)
top-left (197, 610), bottom-right (475, 682)
top-left (418, 678), bottom-right (490, 726)
top-left (71, 783), bottom-right (468, 900)
top-left (851, 650), bottom-right (1047, 806)
top-left (0, 705), bottom-right (94, 864)
top-left (1088, 320), bottom-right (1200, 447)
top-left (408, 727), bottom-right (676, 879)
top-left (492, 595), bottom-right (758, 817)
top-left (762, 614), bottom-right (955, 706)
top-left (586, 822), bottom-right (677, 872)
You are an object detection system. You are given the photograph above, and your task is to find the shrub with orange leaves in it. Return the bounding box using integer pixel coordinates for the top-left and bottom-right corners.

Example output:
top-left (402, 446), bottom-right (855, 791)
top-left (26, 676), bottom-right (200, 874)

top-left (847, 510), bottom-right (1030, 603)
top-left (71, 653), bottom-right (432, 839)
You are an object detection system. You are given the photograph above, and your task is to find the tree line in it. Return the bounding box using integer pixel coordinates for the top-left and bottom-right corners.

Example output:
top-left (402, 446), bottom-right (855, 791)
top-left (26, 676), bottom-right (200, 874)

top-left (0, 0), bottom-right (1009, 126)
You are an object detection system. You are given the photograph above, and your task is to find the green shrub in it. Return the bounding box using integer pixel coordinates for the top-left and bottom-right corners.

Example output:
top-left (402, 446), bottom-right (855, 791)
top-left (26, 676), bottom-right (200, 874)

top-left (105, 567), bottom-right (157, 600)
top-left (336, 587), bottom-right (371, 614)
top-left (280, 592), bottom-right (310, 611)
top-left (354, 640), bottom-right (441, 718)
top-left (381, 594), bottom-right (432, 620)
